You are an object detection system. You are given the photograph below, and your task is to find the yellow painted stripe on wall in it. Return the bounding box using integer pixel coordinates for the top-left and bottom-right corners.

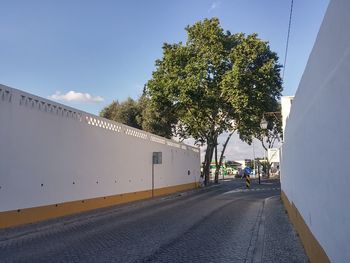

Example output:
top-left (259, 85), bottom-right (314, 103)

top-left (154, 182), bottom-right (197, 196)
top-left (0, 182), bottom-right (197, 229)
top-left (281, 191), bottom-right (330, 263)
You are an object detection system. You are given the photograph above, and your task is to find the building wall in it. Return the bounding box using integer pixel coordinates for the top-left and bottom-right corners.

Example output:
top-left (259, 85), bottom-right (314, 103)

top-left (281, 96), bottom-right (294, 138)
top-left (281, 0), bottom-right (350, 262)
top-left (0, 84), bottom-right (200, 227)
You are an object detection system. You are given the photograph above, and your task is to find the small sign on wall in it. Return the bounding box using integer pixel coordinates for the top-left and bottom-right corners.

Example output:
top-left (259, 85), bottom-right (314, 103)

top-left (153, 152), bottom-right (162, 164)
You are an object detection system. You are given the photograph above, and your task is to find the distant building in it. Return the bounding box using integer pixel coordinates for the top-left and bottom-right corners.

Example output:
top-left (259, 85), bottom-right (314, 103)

top-left (207, 160), bottom-right (243, 180)
top-left (235, 159), bottom-right (251, 168)
top-left (268, 148), bottom-right (280, 176)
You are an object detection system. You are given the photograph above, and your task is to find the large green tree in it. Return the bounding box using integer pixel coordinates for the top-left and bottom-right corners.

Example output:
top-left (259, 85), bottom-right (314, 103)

top-left (216, 33), bottom-right (283, 181)
top-left (138, 89), bottom-right (176, 139)
top-left (147, 18), bottom-right (282, 185)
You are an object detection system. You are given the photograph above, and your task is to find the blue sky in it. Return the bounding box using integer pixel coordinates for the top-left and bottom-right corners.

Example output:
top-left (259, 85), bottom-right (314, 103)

top-left (1, 0), bottom-right (329, 115)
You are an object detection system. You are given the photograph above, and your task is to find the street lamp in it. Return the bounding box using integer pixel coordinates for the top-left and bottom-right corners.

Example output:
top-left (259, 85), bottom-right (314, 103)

top-left (259, 111), bottom-right (281, 180)
top-left (260, 117), bottom-right (268, 130)
top-left (258, 116), bottom-right (269, 184)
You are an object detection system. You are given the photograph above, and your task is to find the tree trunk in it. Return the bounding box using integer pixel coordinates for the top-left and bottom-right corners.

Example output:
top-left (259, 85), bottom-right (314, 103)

top-left (266, 161), bottom-right (271, 178)
top-left (214, 141), bottom-right (219, 184)
top-left (214, 131), bottom-right (234, 182)
top-left (203, 141), bottom-right (215, 186)
top-left (260, 140), bottom-right (271, 178)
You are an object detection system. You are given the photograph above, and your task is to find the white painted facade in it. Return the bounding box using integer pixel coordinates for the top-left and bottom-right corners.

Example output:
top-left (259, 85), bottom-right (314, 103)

top-left (281, 0), bottom-right (350, 262)
top-left (0, 84), bottom-right (200, 212)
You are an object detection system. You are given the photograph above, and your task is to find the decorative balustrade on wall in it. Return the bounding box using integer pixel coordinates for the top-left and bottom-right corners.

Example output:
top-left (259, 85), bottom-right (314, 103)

top-left (0, 84), bottom-right (200, 228)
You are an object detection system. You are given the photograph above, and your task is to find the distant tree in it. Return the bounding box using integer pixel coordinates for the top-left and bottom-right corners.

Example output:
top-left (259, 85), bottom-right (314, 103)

top-left (99, 101), bottom-right (118, 120)
top-left (147, 18), bottom-right (282, 185)
top-left (100, 87), bottom-right (176, 138)
top-left (100, 98), bottom-right (142, 129)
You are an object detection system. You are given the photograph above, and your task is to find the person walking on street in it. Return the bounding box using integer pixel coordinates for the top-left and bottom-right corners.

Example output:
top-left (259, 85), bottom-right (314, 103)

top-left (244, 166), bottom-right (251, 188)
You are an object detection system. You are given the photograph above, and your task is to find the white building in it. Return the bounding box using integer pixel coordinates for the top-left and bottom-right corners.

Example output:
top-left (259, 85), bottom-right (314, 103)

top-left (281, 1), bottom-right (350, 262)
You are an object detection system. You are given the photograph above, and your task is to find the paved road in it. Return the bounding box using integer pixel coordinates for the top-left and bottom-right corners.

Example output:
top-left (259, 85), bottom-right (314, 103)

top-left (0, 179), bottom-right (307, 262)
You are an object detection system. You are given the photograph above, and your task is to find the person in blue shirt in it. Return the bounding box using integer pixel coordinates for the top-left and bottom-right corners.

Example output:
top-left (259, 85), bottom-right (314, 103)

top-left (243, 167), bottom-right (251, 178)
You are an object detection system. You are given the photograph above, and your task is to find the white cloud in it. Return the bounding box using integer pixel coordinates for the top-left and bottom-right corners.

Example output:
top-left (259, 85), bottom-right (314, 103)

top-left (49, 91), bottom-right (104, 103)
top-left (208, 1), bottom-right (220, 12)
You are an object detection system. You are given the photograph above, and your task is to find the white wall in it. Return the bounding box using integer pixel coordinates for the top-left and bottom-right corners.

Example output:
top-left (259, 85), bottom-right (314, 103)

top-left (281, 0), bottom-right (350, 262)
top-left (281, 96), bottom-right (294, 138)
top-left (0, 84), bottom-right (200, 212)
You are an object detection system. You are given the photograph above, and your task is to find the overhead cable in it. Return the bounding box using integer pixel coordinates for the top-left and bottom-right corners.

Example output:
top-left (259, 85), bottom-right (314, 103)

top-left (282, 0), bottom-right (294, 80)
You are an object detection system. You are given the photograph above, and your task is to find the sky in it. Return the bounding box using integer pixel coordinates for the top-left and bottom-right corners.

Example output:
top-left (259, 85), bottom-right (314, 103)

top-left (0, 0), bottom-right (330, 160)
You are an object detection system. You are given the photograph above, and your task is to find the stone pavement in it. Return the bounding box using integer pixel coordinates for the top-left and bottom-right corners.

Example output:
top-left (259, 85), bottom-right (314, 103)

top-left (0, 179), bottom-right (307, 262)
top-left (261, 195), bottom-right (307, 263)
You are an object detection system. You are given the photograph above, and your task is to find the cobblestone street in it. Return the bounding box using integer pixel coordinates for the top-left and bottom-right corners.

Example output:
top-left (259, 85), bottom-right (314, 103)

top-left (0, 179), bottom-right (307, 262)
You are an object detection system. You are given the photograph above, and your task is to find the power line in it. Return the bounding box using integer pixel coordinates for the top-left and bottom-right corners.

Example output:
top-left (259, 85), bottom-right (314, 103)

top-left (282, 0), bottom-right (294, 81)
